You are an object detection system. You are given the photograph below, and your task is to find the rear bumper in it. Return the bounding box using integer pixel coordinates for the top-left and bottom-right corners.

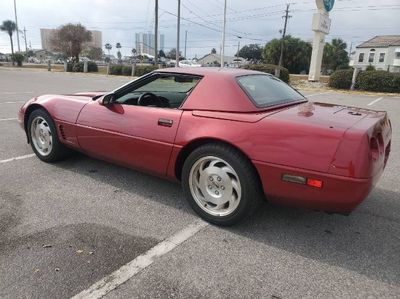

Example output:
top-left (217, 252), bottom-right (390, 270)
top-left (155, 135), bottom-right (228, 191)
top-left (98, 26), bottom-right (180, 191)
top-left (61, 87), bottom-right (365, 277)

top-left (254, 161), bottom-right (379, 214)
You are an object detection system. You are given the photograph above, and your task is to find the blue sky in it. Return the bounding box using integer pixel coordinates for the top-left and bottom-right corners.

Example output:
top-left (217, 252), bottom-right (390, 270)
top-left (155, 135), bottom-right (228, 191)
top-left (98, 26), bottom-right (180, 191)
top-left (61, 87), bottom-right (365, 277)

top-left (1, 0), bottom-right (399, 58)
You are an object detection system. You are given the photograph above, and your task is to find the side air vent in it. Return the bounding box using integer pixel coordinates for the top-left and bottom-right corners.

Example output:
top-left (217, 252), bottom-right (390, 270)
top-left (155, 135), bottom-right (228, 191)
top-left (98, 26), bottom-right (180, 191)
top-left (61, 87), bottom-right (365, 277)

top-left (59, 125), bottom-right (66, 139)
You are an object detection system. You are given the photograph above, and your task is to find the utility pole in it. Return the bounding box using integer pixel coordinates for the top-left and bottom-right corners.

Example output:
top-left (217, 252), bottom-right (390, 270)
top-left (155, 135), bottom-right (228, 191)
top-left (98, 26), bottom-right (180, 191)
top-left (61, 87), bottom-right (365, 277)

top-left (236, 36), bottom-right (242, 67)
top-left (176, 0), bottom-right (181, 66)
top-left (277, 3), bottom-right (291, 77)
top-left (154, 0), bottom-right (158, 67)
top-left (23, 27), bottom-right (28, 54)
top-left (348, 41), bottom-right (353, 59)
top-left (221, 0), bottom-right (227, 67)
top-left (13, 0), bottom-right (21, 52)
top-left (184, 30), bottom-right (187, 59)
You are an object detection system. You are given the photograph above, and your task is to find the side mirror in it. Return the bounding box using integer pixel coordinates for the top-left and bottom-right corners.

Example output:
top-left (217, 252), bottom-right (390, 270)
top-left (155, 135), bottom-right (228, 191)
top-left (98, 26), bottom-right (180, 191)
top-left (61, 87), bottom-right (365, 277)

top-left (100, 93), bottom-right (114, 106)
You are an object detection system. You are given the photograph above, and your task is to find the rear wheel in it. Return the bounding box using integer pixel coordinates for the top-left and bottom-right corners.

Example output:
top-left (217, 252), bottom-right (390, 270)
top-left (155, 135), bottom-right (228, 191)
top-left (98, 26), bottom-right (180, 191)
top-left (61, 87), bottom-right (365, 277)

top-left (182, 143), bottom-right (263, 226)
top-left (28, 109), bottom-right (71, 162)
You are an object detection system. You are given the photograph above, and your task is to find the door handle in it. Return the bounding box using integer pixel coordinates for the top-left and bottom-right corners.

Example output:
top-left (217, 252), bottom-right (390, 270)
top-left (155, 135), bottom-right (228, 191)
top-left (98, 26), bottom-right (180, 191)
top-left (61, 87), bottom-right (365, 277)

top-left (158, 118), bottom-right (173, 127)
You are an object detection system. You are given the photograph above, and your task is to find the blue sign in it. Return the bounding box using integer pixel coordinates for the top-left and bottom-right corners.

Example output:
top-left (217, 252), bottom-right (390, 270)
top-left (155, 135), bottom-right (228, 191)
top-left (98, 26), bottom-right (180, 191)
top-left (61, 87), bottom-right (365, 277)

top-left (323, 0), bottom-right (335, 12)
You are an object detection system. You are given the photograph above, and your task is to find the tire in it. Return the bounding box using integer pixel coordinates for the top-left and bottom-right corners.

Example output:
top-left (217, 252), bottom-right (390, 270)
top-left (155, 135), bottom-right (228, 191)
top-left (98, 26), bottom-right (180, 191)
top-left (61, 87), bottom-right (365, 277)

top-left (182, 143), bottom-right (263, 226)
top-left (27, 108), bottom-right (71, 162)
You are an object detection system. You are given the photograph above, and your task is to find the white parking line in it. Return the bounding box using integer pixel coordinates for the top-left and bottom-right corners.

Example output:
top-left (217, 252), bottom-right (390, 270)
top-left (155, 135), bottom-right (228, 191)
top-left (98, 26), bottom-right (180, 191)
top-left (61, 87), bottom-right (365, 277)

top-left (305, 92), bottom-right (330, 97)
top-left (3, 101), bottom-right (25, 104)
top-left (0, 91), bottom-right (34, 95)
top-left (0, 154), bottom-right (35, 164)
top-left (0, 118), bottom-right (18, 122)
top-left (367, 97), bottom-right (383, 106)
top-left (71, 220), bottom-right (209, 299)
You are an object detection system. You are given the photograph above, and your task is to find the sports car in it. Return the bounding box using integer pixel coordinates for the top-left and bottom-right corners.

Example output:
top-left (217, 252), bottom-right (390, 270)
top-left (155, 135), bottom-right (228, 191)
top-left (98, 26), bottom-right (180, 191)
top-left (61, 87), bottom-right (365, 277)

top-left (18, 68), bottom-right (392, 225)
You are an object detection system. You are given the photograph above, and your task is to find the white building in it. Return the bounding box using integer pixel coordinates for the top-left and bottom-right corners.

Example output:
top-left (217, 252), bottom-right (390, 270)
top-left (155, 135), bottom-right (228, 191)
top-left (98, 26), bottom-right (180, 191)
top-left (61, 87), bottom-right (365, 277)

top-left (197, 53), bottom-right (245, 67)
top-left (350, 35), bottom-right (400, 73)
top-left (135, 32), bottom-right (165, 56)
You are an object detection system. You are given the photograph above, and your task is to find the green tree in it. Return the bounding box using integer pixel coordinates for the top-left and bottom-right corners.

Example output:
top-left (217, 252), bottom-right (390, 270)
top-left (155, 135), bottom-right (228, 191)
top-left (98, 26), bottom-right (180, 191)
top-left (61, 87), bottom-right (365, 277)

top-left (263, 35), bottom-right (312, 74)
top-left (211, 48), bottom-right (217, 54)
top-left (167, 48), bottom-right (182, 60)
top-left (322, 38), bottom-right (349, 72)
top-left (238, 44), bottom-right (263, 61)
top-left (51, 23), bottom-right (92, 62)
top-left (159, 49), bottom-right (166, 58)
top-left (86, 47), bottom-right (103, 60)
top-left (1, 20), bottom-right (17, 65)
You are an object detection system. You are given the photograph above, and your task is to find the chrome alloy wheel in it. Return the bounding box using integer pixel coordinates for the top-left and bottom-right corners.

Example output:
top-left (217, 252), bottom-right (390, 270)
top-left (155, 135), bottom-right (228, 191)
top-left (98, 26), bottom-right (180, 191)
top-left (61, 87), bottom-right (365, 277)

top-left (30, 116), bottom-right (53, 156)
top-left (189, 156), bottom-right (242, 217)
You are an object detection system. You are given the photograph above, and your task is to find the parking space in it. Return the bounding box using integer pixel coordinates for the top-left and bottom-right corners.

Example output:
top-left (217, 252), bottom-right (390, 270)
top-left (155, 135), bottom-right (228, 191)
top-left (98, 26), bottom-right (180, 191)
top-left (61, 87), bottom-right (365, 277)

top-left (0, 68), bottom-right (399, 298)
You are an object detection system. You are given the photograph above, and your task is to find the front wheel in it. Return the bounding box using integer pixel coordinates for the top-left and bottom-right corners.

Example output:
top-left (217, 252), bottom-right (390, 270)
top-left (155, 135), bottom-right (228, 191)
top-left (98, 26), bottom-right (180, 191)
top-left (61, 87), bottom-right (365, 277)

top-left (182, 143), bottom-right (263, 226)
top-left (28, 109), bottom-right (71, 162)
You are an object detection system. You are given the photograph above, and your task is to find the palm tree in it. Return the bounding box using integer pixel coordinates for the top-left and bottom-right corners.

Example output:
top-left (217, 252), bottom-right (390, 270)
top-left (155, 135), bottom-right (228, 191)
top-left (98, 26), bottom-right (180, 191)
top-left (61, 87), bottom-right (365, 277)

top-left (1, 20), bottom-right (17, 65)
top-left (105, 43), bottom-right (112, 56)
top-left (116, 42), bottom-right (122, 63)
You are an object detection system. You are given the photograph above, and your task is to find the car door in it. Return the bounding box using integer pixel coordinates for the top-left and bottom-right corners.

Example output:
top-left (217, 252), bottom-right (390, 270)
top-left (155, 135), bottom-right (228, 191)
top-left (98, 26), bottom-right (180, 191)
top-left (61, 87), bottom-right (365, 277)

top-left (76, 73), bottom-right (201, 177)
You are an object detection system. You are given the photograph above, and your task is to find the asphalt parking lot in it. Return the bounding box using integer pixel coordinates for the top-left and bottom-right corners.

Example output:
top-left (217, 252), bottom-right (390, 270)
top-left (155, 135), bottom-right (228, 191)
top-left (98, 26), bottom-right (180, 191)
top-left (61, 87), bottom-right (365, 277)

top-left (0, 68), bottom-right (399, 299)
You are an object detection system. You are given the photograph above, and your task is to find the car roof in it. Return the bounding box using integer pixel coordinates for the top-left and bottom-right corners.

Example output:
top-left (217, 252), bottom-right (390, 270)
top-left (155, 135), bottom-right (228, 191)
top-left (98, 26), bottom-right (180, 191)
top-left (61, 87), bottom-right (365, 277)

top-left (156, 67), bottom-right (269, 113)
top-left (157, 67), bottom-right (266, 78)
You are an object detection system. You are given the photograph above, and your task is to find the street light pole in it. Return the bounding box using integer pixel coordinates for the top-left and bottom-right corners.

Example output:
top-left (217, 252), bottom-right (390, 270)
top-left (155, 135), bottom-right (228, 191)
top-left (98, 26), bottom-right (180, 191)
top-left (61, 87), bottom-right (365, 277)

top-left (13, 0), bottom-right (21, 52)
top-left (221, 0), bottom-right (227, 67)
top-left (154, 0), bottom-right (158, 67)
top-left (176, 0), bottom-right (181, 67)
top-left (184, 30), bottom-right (187, 59)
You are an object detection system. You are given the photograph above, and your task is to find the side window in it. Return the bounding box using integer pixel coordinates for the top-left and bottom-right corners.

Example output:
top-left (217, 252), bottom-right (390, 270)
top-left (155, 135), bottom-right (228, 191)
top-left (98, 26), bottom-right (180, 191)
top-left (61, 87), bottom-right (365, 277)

top-left (379, 53), bottom-right (385, 63)
top-left (368, 52), bottom-right (375, 63)
top-left (358, 53), bottom-right (364, 62)
top-left (114, 74), bottom-right (201, 108)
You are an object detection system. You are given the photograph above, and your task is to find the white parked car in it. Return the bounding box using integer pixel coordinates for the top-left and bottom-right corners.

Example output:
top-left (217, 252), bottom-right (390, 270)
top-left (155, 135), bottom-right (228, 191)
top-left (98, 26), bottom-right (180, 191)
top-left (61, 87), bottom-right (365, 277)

top-left (179, 60), bottom-right (202, 67)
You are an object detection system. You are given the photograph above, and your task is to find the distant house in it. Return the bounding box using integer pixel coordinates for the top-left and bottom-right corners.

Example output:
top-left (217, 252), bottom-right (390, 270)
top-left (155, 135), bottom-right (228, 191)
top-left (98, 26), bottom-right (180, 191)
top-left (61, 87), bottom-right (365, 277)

top-left (0, 52), bottom-right (7, 61)
top-left (32, 49), bottom-right (54, 62)
top-left (197, 53), bottom-right (245, 67)
top-left (350, 35), bottom-right (400, 72)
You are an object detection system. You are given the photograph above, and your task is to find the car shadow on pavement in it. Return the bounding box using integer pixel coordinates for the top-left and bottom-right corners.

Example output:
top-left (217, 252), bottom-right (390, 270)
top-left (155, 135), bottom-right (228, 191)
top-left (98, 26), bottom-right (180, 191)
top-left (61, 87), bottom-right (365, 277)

top-left (54, 153), bottom-right (194, 213)
top-left (55, 154), bottom-right (399, 287)
top-left (230, 187), bottom-right (400, 287)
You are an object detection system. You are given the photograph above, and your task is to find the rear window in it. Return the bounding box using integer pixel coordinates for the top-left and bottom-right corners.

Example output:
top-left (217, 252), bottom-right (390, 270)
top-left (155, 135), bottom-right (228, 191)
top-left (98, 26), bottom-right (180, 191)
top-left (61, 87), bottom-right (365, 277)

top-left (237, 74), bottom-right (305, 108)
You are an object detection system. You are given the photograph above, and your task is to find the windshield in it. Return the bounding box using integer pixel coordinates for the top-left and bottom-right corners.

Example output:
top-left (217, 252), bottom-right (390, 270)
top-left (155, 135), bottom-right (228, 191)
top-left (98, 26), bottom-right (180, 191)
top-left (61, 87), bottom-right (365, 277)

top-left (237, 74), bottom-right (305, 108)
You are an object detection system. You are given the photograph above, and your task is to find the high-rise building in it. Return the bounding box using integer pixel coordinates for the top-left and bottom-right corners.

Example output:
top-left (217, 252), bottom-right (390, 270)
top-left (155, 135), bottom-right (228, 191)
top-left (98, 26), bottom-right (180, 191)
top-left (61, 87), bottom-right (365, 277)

top-left (135, 32), bottom-right (165, 56)
top-left (40, 28), bottom-right (102, 51)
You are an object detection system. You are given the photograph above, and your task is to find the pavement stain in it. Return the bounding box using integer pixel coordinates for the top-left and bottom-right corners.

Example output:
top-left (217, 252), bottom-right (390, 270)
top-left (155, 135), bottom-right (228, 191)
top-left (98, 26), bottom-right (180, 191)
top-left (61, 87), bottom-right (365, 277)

top-left (0, 223), bottom-right (159, 299)
top-left (0, 191), bottom-right (23, 237)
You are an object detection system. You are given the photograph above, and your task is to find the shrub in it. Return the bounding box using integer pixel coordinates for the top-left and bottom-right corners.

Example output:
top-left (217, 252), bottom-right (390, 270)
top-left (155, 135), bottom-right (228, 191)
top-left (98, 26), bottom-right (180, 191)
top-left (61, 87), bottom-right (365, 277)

top-left (365, 64), bottom-right (375, 71)
top-left (134, 65), bottom-right (158, 76)
top-left (72, 62), bottom-right (84, 72)
top-left (67, 61), bottom-right (98, 73)
top-left (122, 65), bottom-right (132, 76)
top-left (12, 53), bottom-right (25, 66)
top-left (328, 69), bottom-right (353, 89)
top-left (356, 70), bottom-right (400, 93)
top-left (87, 61), bottom-right (98, 72)
top-left (109, 65), bottom-right (122, 75)
top-left (241, 64), bottom-right (289, 83)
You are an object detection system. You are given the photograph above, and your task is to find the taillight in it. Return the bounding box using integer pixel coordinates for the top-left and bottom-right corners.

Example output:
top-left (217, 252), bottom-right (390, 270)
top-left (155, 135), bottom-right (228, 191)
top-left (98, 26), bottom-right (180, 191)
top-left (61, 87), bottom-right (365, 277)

top-left (370, 137), bottom-right (379, 160)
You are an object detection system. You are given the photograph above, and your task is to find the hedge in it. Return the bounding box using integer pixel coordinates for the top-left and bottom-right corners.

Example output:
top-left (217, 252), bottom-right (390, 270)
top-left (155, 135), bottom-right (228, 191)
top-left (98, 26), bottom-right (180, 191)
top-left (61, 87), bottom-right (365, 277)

top-left (109, 64), bottom-right (158, 76)
top-left (67, 61), bottom-right (98, 73)
top-left (241, 64), bottom-right (289, 83)
top-left (356, 70), bottom-right (400, 93)
top-left (328, 69), bottom-right (353, 89)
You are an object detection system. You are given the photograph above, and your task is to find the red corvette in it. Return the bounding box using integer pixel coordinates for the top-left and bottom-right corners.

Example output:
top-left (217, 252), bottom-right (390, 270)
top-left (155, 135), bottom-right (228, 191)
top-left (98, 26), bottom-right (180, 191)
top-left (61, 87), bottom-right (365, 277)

top-left (18, 68), bottom-right (392, 225)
